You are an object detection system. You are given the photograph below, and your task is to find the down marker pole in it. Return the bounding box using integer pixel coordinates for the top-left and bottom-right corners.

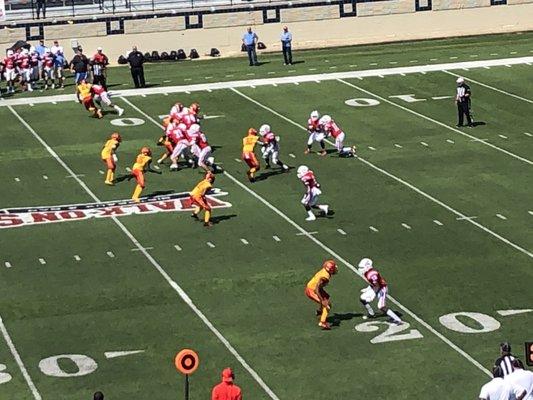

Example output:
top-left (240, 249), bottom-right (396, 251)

top-left (175, 349), bottom-right (200, 400)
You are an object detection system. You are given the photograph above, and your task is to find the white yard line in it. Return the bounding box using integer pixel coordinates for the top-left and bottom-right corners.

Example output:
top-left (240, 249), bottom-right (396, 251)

top-left (8, 104), bottom-right (280, 400)
top-left (1, 56), bottom-right (533, 107)
top-left (443, 70), bottom-right (533, 104)
top-left (228, 89), bottom-right (533, 262)
top-left (0, 315), bottom-right (42, 400)
top-left (337, 79), bottom-right (533, 165)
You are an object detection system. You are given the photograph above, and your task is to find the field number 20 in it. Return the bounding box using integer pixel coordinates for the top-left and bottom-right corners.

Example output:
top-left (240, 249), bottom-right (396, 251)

top-left (355, 311), bottom-right (505, 344)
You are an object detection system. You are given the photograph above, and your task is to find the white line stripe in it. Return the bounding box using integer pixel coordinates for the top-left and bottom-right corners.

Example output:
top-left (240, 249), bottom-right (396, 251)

top-left (401, 223), bottom-right (412, 230)
top-left (106, 251), bottom-right (115, 258)
top-left (0, 316), bottom-right (42, 399)
top-left (228, 90), bottom-right (533, 261)
top-left (4, 262), bottom-right (12, 268)
top-left (240, 238), bottom-right (249, 245)
top-left (369, 226), bottom-right (379, 232)
top-left (3, 57), bottom-right (533, 107)
top-left (337, 79), bottom-right (533, 165)
top-left (174, 244), bottom-right (182, 251)
top-left (206, 242), bottom-right (216, 248)
top-left (38, 258), bottom-right (46, 265)
top-left (272, 235), bottom-right (281, 242)
top-left (337, 228), bottom-right (347, 235)
top-left (444, 71), bottom-right (533, 104)
top-left (496, 214), bottom-right (507, 220)
top-left (9, 103), bottom-right (280, 400)
top-left (433, 220), bottom-right (444, 226)
top-left (74, 255), bottom-right (81, 261)
top-left (104, 350), bottom-right (145, 359)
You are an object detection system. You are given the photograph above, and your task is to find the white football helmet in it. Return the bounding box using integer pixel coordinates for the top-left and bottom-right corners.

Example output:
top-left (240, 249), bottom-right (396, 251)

top-left (188, 124), bottom-right (200, 135)
top-left (456, 77), bottom-right (465, 84)
top-left (358, 258), bottom-right (373, 272)
top-left (296, 165), bottom-right (309, 179)
top-left (6, 50), bottom-right (13, 57)
top-left (310, 110), bottom-right (320, 120)
top-left (21, 48), bottom-right (29, 55)
top-left (319, 115), bottom-right (332, 125)
top-left (259, 124), bottom-right (270, 136)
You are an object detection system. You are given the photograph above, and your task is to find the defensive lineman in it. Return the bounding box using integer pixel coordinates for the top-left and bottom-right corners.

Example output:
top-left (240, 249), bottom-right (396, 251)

top-left (358, 258), bottom-right (403, 325)
top-left (296, 165), bottom-right (329, 221)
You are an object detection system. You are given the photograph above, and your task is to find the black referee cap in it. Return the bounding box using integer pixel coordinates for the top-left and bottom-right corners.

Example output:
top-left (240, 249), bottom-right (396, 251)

top-left (500, 342), bottom-right (512, 353)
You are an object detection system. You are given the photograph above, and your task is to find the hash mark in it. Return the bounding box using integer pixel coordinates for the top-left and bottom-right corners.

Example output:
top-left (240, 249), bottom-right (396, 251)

top-left (420, 71), bottom-right (427, 75)
top-left (153, 165), bottom-right (160, 170)
top-left (107, 251), bottom-right (115, 258)
top-left (268, 71), bottom-right (276, 75)
top-left (207, 242), bottom-right (215, 248)
top-left (141, 94), bottom-right (146, 98)
top-left (446, 139), bottom-right (455, 144)
top-left (449, 56), bottom-right (458, 59)
top-left (205, 76), bottom-right (213, 79)
top-left (394, 144), bottom-right (403, 148)
top-left (246, 73), bottom-right (255, 76)
top-left (337, 228), bottom-right (347, 235)
top-left (505, 65), bottom-right (512, 68)
top-left (272, 83), bottom-right (278, 87)
top-left (496, 214), bottom-right (507, 220)
top-left (510, 51), bottom-right (517, 54)
top-left (234, 158), bottom-right (242, 163)
top-left (14, 177), bottom-right (20, 182)
top-left (409, 60), bottom-right (418, 63)
top-left (469, 54), bottom-right (478, 58)
top-left (329, 66), bottom-right (337, 69)
top-left (462, 68), bottom-right (469, 71)
top-left (42, 175), bottom-right (48, 180)
top-left (315, 80), bottom-right (321, 83)
top-left (349, 64), bottom-right (357, 67)
top-left (429, 58), bottom-right (437, 61)
top-left (99, 170), bottom-right (105, 174)
top-left (524, 132), bottom-right (532, 137)
top-left (273, 235), bottom-right (281, 242)
top-left (289, 153), bottom-right (296, 158)
top-left (293, 82), bottom-right (300, 85)
top-left (370, 63), bottom-right (378, 66)
top-left (38, 258), bottom-right (46, 265)
top-left (528, 211), bottom-right (533, 216)
top-left (4, 262), bottom-right (12, 268)
top-left (369, 226), bottom-right (378, 232)
top-left (225, 74), bottom-right (234, 78)
top-left (250, 85), bottom-right (256, 89)
top-left (401, 223), bottom-right (411, 230)
top-left (163, 80), bottom-right (171, 83)
top-left (490, 53), bottom-right (499, 56)
top-left (389, 61), bottom-right (398, 64)
top-left (207, 89), bottom-right (212, 93)
top-left (433, 220), bottom-right (443, 226)
top-left (184, 78), bottom-right (192, 81)
top-left (378, 75), bottom-right (384, 78)
top-left (240, 238), bottom-right (249, 245)
top-left (368, 146), bottom-right (376, 151)
top-left (52, 101), bottom-right (57, 105)
top-left (29, 103), bottom-right (34, 107)
top-left (74, 255), bottom-right (81, 261)
top-left (420, 142), bottom-right (429, 147)
top-left (126, 167), bottom-right (132, 172)
top-left (308, 68), bottom-right (317, 71)
top-left (185, 91), bottom-right (191, 94)
top-left (498, 135), bottom-right (508, 139)
top-left (174, 244), bottom-right (182, 251)
top-left (483, 66), bottom-right (491, 70)
top-left (288, 70), bottom-right (296, 73)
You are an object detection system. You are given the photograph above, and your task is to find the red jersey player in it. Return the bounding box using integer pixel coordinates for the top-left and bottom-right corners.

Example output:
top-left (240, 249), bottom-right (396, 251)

top-left (358, 258), bottom-right (403, 325)
top-left (296, 165), bottom-right (329, 221)
top-left (259, 124), bottom-right (289, 171)
top-left (168, 121), bottom-right (190, 171)
top-left (91, 84), bottom-right (124, 115)
top-left (319, 115), bottom-right (356, 157)
top-left (305, 110), bottom-right (327, 156)
top-left (3, 50), bottom-right (17, 94)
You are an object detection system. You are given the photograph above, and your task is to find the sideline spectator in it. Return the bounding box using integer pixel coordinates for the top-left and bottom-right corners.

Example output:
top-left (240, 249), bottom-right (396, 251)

top-left (35, 39), bottom-right (47, 57)
top-left (91, 47), bottom-right (109, 88)
top-left (280, 26), bottom-right (293, 65)
top-left (506, 359), bottom-right (533, 400)
top-left (212, 368), bottom-right (242, 400)
top-left (495, 342), bottom-right (516, 377)
top-left (36, 0), bottom-right (46, 19)
top-left (70, 47), bottom-right (89, 84)
top-left (93, 391), bottom-right (104, 400)
top-left (50, 40), bottom-right (63, 56)
top-left (53, 48), bottom-right (66, 88)
top-left (479, 366), bottom-right (526, 400)
top-left (242, 27), bottom-right (258, 67)
top-left (455, 76), bottom-right (473, 128)
top-left (127, 46), bottom-right (146, 88)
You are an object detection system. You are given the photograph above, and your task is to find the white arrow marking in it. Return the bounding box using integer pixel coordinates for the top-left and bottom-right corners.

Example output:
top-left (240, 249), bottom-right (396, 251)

top-left (104, 350), bottom-right (145, 359)
top-left (496, 309), bottom-right (533, 317)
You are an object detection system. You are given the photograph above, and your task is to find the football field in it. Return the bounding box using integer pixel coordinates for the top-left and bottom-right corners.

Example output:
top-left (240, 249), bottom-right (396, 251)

top-left (0, 34), bottom-right (532, 399)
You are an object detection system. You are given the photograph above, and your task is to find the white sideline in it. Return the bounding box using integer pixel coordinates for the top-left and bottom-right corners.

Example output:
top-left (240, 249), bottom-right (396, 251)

top-left (123, 95), bottom-right (493, 378)
top-left (7, 105), bottom-right (280, 400)
top-left (229, 88), bottom-right (533, 260)
top-left (442, 70), bottom-right (533, 104)
top-left (1, 56), bottom-right (532, 107)
top-left (0, 315), bottom-right (41, 400)
top-left (337, 79), bottom-right (533, 165)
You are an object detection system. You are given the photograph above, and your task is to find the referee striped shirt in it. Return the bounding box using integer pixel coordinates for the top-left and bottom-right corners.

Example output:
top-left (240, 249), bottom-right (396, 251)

top-left (495, 355), bottom-right (516, 377)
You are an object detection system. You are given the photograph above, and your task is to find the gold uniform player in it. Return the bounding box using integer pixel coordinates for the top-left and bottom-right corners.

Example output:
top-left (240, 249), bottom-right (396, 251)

top-left (131, 147), bottom-right (161, 202)
top-left (241, 128), bottom-right (260, 182)
top-left (190, 172), bottom-right (216, 227)
top-left (101, 132), bottom-right (121, 185)
top-left (305, 260), bottom-right (338, 330)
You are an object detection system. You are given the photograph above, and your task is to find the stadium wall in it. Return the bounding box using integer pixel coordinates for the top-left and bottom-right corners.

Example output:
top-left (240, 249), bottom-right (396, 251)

top-left (0, 0), bottom-right (532, 64)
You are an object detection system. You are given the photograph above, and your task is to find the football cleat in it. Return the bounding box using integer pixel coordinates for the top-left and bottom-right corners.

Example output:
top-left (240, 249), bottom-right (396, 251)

top-left (305, 214), bottom-right (316, 221)
top-left (318, 205), bottom-right (329, 215)
top-left (318, 322), bottom-right (331, 330)
top-left (204, 221), bottom-right (214, 227)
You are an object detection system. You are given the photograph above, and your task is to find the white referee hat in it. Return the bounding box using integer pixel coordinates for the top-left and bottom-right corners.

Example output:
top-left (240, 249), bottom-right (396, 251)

top-left (456, 77), bottom-right (465, 84)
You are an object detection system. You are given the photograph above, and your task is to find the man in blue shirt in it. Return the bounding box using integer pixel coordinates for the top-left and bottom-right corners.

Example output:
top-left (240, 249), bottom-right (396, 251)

top-left (280, 26), bottom-right (293, 65)
top-left (242, 27), bottom-right (259, 66)
top-left (35, 39), bottom-right (47, 57)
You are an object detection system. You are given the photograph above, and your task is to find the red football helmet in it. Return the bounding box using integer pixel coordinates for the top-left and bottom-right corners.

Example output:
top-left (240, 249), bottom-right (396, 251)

top-left (141, 146), bottom-right (152, 156)
top-left (323, 260), bottom-right (338, 275)
top-left (205, 171), bottom-right (215, 183)
top-left (111, 132), bottom-right (122, 142)
top-left (190, 102), bottom-right (200, 114)
top-left (248, 128), bottom-right (258, 136)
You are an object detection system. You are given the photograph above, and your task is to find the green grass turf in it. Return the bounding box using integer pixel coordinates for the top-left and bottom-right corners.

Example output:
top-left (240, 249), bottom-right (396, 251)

top-left (0, 33), bottom-right (532, 399)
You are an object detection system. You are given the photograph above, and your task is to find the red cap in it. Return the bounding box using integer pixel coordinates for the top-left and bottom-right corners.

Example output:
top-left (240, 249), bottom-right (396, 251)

top-left (222, 368), bottom-right (234, 383)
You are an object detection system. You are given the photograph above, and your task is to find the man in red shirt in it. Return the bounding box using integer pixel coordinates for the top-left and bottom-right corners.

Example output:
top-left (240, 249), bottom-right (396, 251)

top-left (90, 47), bottom-right (109, 88)
top-left (212, 368), bottom-right (242, 400)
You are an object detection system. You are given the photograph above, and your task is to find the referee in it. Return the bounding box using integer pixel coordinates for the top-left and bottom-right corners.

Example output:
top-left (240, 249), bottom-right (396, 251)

top-left (494, 342), bottom-right (515, 377)
top-left (127, 46), bottom-right (146, 88)
top-left (455, 77), bottom-right (473, 127)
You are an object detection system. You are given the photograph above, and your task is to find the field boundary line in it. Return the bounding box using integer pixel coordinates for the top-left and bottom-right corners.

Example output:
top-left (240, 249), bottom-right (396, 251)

top-left (230, 87), bottom-right (533, 260)
top-left (124, 94), bottom-right (493, 378)
top-left (0, 315), bottom-right (41, 400)
top-left (442, 70), bottom-right (533, 104)
top-left (1, 56), bottom-right (533, 107)
top-left (337, 79), bottom-right (533, 165)
top-left (7, 105), bottom-right (280, 400)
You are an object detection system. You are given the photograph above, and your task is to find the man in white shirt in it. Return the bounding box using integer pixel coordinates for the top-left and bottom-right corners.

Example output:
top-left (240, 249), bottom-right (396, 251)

top-left (506, 360), bottom-right (533, 400)
top-left (480, 366), bottom-right (526, 400)
top-left (50, 40), bottom-right (64, 56)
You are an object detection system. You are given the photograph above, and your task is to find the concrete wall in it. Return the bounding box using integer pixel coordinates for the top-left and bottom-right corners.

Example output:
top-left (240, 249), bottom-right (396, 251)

top-left (1, 1), bottom-right (532, 64)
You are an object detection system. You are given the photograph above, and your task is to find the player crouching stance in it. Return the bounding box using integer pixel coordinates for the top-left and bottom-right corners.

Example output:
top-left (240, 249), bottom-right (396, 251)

top-left (131, 147), bottom-right (162, 202)
top-left (101, 132), bottom-right (121, 185)
top-left (358, 258), bottom-right (403, 325)
top-left (190, 171), bottom-right (216, 227)
top-left (259, 124), bottom-right (289, 172)
top-left (305, 110), bottom-right (327, 156)
top-left (297, 165), bottom-right (329, 221)
top-left (319, 115), bottom-right (356, 158)
top-left (242, 128), bottom-right (260, 182)
top-left (305, 259), bottom-right (338, 330)
top-left (76, 79), bottom-right (102, 119)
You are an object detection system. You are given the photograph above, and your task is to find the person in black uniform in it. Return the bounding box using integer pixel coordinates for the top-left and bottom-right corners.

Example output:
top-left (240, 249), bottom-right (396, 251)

top-left (126, 46), bottom-right (146, 88)
top-left (455, 77), bottom-right (473, 127)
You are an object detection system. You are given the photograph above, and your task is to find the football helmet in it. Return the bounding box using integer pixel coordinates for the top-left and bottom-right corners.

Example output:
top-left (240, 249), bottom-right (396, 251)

top-left (358, 258), bottom-right (373, 272)
top-left (310, 110), bottom-right (320, 120)
top-left (323, 259), bottom-right (338, 275)
top-left (456, 77), bottom-right (465, 84)
top-left (111, 132), bottom-right (122, 142)
top-left (259, 124), bottom-right (271, 136)
top-left (248, 128), bottom-right (258, 136)
top-left (319, 115), bottom-right (332, 125)
top-left (296, 165), bottom-right (309, 179)
top-left (7, 50), bottom-right (13, 57)
top-left (141, 146), bottom-right (152, 156)
top-left (188, 124), bottom-right (200, 135)
top-left (190, 102), bottom-right (200, 114)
